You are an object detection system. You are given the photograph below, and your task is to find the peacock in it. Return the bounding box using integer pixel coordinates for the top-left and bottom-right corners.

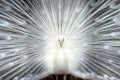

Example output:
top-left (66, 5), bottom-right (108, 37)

top-left (0, 0), bottom-right (120, 80)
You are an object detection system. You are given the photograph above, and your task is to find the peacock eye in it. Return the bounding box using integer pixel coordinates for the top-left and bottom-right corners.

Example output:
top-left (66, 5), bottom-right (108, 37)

top-left (0, 0), bottom-right (120, 80)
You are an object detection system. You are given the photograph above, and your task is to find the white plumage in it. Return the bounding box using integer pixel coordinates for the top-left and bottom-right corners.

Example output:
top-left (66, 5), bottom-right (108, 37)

top-left (0, 0), bottom-right (120, 80)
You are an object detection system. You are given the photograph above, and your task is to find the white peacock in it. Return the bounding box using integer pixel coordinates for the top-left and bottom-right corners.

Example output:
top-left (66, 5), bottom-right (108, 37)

top-left (0, 0), bottom-right (120, 80)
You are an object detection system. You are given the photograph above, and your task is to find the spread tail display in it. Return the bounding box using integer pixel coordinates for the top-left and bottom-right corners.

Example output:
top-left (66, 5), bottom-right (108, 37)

top-left (0, 0), bottom-right (120, 80)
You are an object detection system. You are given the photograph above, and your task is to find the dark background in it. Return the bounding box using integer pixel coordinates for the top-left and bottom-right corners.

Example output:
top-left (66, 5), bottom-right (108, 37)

top-left (42, 75), bottom-right (85, 80)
